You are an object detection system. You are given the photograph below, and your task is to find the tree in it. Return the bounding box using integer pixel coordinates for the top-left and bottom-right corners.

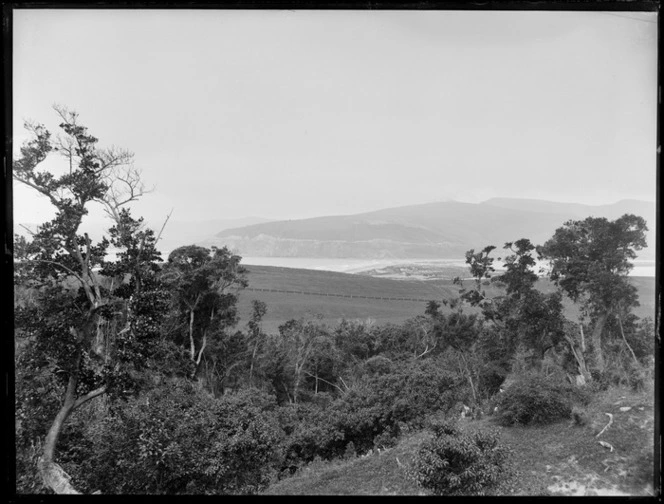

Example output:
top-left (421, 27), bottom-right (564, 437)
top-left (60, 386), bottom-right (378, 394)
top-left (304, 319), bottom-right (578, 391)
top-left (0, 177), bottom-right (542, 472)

top-left (13, 106), bottom-right (164, 493)
top-left (160, 245), bottom-right (247, 383)
top-left (454, 239), bottom-right (573, 384)
top-left (271, 318), bottom-right (335, 403)
top-left (454, 246), bottom-right (497, 318)
top-left (539, 214), bottom-right (648, 373)
top-left (429, 306), bottom-right (481, 404)
top-left (246, 300), bottom-right (268, 388)
top-left (493, 240), bottom-right (567, 368)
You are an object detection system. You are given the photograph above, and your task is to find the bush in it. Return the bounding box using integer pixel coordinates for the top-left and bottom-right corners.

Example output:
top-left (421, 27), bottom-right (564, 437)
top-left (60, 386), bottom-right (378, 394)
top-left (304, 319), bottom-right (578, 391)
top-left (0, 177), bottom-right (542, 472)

top-left (272, 356), bottom-right (468, 473)
top-left (571, 406), bottom-right (590, 426)
top-left (496, 372), bottom-right (591, 426)
top-left (410, 419), bottom-right (512, 495)
top-left (69, 382), bottom-right (284, 494)
top-left (598, 354), bottom-right (650, 392)
top-left (277, 402), bottom-right (345, 471)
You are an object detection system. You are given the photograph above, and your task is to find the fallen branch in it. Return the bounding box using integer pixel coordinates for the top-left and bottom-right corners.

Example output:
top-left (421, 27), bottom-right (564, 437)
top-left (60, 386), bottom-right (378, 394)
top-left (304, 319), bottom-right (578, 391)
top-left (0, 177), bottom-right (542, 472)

top-left (596, 413), bottom-right (614, 438)
top-left (598, 440), bottom-right (614, 452)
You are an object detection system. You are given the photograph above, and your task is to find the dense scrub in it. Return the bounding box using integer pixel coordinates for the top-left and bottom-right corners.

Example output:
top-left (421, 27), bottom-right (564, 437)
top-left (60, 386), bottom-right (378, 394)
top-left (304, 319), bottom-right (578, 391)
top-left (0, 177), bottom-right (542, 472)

top-left (495, 372), bottom-right (592, 426)
top-left (409, 419), bottom-right (513, 495)
top-left (60, 384), bottom-right (283, 494)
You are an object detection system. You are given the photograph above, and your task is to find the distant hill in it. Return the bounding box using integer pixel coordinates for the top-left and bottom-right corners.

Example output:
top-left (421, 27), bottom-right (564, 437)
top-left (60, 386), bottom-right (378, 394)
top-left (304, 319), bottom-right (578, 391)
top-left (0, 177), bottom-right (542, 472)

top-left (203, 199), bottom-right (655, 260)
top-left (14, 216), bottom-right (273, 259)
top-left (480, 198), bottom-right (656, 222)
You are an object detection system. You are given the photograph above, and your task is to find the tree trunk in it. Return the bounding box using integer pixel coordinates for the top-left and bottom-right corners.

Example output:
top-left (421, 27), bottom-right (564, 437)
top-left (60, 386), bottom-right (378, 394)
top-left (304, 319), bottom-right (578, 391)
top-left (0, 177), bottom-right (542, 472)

top-left (293, 365), bottom-right (302, 404)
top-left (315, 363), bottom-right (319, 395)
top-left (563, 327), bottom-right (591, 385)
top-left (249, 342), bottom-right (259, 387)
top-left (591, 313), bottom-right (608, 373)
top-left (188, 309), bottom-right (196, 361)
top-left (617, 315), bottom-right (639, 366)
top-left (39, 376), bottom-right (80, 494)
top-left (459, 352), bottom-right (477, 404)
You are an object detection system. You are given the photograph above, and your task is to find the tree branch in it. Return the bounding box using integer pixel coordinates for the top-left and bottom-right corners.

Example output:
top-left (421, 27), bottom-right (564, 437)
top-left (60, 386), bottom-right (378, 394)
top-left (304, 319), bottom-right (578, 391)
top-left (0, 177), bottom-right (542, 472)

top-left (195, 333), bottom-right (207, 366)
top-left (155, 209), bottom-right (174, 245)
top-left (23, 258), bottom-right (86, 288)
top-left (73, 385), bottom-right (107, 409)
top-left (301, 370), bottom-right (346, 394)
top-left (617, 315), bottom-right (639, 365)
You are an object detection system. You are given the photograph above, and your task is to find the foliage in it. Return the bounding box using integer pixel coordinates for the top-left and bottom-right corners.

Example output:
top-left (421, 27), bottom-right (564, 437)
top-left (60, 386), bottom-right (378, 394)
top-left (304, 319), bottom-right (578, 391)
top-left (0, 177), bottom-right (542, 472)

top-left (64, 383), bottom-right (283, 494)
top-left (495, 372), bottom-right (592, 426)
top-left (455, 245), bottom-right (497, 311)
top-left (539, 214), bottom-right (648, 373)
top-left (409, 419), bottom-right (512, 495)
top-left (268, 318), bottom-right (337, 403)
top-left (334, 319), bottom-right (379, 362)
top-left (276, 401), bottom-right (346, 472)
top-left (14, 345), bottom-right (62, 493)
top-left (12, 107), bottom-right (178, 494)
top-left (160, 245), bottom-right (248, 392)
top-left (272, 356), bottom-right (466, 472)
top-left (571, 406), bottom-right (590, 426)
top-left (539, 214), bottom-right (647, 306)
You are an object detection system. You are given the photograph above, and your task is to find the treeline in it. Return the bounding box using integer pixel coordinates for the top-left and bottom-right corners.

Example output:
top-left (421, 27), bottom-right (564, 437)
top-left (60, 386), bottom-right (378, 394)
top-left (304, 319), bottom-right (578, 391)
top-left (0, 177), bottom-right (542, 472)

top-left (13, 108), bottom-right (654, 495)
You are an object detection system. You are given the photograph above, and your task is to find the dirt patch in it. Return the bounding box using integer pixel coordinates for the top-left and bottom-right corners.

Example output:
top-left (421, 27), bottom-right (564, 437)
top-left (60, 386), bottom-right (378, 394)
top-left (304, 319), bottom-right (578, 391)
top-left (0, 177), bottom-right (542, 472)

top-left (545, 454), bottom-right (653, 496)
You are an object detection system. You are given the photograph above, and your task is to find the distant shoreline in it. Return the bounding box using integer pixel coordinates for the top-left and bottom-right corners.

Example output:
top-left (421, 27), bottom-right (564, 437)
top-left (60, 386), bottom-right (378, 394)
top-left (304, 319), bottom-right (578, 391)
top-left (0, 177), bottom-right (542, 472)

top-left (237, 256), bottom-right (656, 278)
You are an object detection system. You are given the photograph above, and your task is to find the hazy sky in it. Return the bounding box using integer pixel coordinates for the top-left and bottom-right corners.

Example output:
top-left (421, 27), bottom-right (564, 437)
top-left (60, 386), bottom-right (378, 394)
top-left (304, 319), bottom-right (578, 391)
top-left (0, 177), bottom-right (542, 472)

top-left (12, 9), bottom-right (658, 227)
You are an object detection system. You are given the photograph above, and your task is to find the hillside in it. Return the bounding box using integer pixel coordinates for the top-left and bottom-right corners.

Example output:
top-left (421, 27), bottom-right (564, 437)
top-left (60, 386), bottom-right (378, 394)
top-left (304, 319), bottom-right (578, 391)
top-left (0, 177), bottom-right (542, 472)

top-left (263, 385), bottom-right (655, 496)
top-left (236, 265), bottom-right (656, 334)
top-left (203, 198), bottom-right (656, 260)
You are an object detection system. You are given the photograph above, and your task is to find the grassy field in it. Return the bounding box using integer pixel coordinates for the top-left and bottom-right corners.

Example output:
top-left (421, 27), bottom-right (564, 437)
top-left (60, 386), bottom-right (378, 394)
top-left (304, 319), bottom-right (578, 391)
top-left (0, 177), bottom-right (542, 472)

top-left (263, 384), bottom-right (657, 496)
top-left (236, 265), bottom-right (657, 334)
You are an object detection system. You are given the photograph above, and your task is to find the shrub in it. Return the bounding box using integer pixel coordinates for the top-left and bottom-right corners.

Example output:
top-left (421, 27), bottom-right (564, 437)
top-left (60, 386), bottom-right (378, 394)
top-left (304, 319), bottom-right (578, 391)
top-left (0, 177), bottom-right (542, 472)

top-left (343, 441), bottom-right (357, 459)
top-left (69, 382), bottom-right (284, 494)
top-left (410, 419), bottom-right (512, 495)
top-left (496, 372), bottom-right (591, 426)
top-left (277, 402), bottom-right (345, 471)
top-left (274, 356), bottom-right (467, 472)
top-left (600, 354), bottom-right (650, 392)
top-left (571, 406), bottom-right (590, 426)
top-left (364, 355), bottom-right (394, 376)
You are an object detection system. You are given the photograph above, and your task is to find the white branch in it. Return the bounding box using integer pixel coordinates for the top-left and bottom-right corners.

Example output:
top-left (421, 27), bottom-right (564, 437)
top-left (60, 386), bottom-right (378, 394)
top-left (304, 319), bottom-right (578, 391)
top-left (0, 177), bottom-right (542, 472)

top-left (596, 413), bottom-right (614, 438)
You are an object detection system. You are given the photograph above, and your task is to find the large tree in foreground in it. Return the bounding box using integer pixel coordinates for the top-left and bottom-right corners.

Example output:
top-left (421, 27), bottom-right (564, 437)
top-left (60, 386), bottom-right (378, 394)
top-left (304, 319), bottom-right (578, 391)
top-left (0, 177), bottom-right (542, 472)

top-left (538, 214), bottom-right (648, 374)
top-left (13, 106), bottom-right (164, 493)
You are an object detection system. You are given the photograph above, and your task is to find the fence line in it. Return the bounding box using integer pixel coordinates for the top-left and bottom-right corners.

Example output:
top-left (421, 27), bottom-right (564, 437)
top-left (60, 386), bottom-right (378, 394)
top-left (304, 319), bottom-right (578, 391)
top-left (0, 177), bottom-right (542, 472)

top-left (244, 287), bottom-right (432, 303)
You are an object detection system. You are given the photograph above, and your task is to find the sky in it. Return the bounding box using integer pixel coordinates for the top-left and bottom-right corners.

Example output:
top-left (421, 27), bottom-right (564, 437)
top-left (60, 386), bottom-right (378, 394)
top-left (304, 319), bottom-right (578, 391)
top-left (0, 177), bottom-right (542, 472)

top-left (12, 9), bottom-right (658, 229)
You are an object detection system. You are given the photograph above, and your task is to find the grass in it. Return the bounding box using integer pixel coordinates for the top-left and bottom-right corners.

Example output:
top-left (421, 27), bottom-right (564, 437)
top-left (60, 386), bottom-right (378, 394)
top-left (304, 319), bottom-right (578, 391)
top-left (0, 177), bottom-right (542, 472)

top-left (262, 384), bottom-right (657, 496)
top-left (264, 430), bottom-right (430, 495)
top-left (236, 265), bottom-right (459, 334)
top-left (237, 265), bottom-right (656, 334)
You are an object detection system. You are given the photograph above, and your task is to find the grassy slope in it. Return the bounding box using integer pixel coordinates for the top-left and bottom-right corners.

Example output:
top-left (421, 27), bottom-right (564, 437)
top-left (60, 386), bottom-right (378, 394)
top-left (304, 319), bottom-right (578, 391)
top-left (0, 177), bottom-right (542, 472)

top-left (237, 265), bottom-right (656, 334)
top-left (236, 265), bottom-right (459, 333)
top-left (263, 385), bottom-right (656, 496)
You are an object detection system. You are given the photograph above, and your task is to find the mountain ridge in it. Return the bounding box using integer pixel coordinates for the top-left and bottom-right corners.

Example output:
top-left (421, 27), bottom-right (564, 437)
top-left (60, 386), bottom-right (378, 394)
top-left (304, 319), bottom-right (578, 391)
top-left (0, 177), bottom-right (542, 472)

top-left (202, 198), bottom-right (655, 260)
